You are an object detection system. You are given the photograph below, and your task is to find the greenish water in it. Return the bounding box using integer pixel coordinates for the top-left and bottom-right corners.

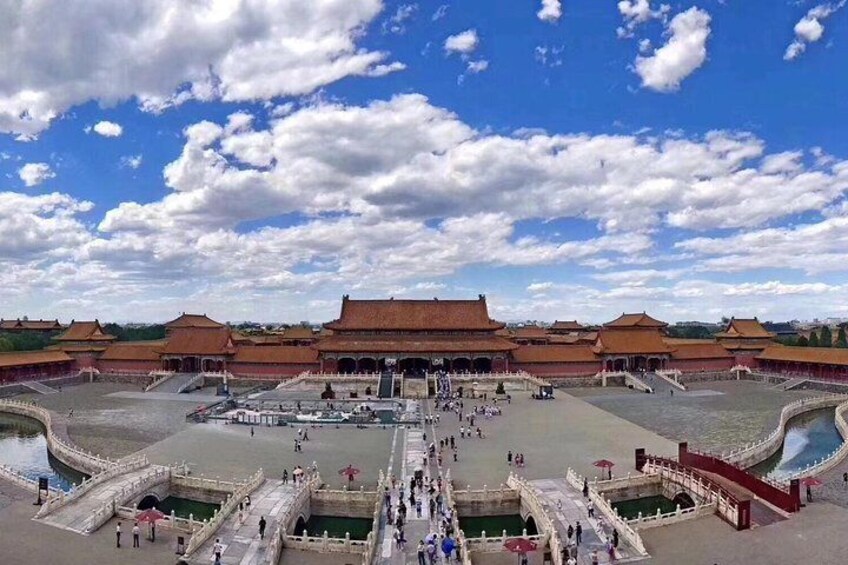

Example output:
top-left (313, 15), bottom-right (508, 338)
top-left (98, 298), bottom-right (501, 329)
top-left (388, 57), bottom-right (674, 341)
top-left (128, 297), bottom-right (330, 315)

top-left (0, 413), bottom-right (88, 492)
top-left (612, 495), bottom-right (678, 520)
top-left (749, 407), bottom-right (843, 479)
top-left (155, 497), bottom-right (219, 521)
top-left (458, 515), bottom-right (532, 538)
top-left (297, 516), bottom-right (372, 540)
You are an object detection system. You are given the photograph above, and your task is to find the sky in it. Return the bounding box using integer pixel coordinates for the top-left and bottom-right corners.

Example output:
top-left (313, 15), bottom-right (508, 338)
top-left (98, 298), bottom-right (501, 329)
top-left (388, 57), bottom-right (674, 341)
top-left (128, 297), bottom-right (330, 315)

top-left (0, 0), bottom-right (847, 325)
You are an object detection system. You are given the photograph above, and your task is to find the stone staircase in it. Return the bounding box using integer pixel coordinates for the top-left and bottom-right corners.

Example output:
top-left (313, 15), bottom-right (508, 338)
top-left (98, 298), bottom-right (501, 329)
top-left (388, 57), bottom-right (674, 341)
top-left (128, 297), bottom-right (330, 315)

top-left (21, 381), bottom-right (59, 395)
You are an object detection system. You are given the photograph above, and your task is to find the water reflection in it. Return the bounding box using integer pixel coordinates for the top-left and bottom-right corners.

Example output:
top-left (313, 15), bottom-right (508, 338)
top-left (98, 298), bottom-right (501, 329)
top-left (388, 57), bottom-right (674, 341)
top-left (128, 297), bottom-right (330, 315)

top-left (0, 413), bottom-right (87, 492)
top-left (749, 407), bottom-right (843, 480)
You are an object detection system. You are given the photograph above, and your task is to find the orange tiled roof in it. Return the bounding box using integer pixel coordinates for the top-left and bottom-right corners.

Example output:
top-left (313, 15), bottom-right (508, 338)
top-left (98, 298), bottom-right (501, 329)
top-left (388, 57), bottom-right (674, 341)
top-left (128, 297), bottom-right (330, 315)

top-left (233, 346), bottom-right (319, 364)
top-left (100, 341), bottom-right (164, 361)
top-left (161, 328), bottom-right (235, 355)
top-left (0, 350), bottom-right (72, 368)
top-left (247, 335), bottom-right (284, 346)
top-left (594, 329), bottom-right (672, 354)
top-left (722, 342), bottom-right (771, 351)
top-left (670, 342), bottom-right (733, 360)
top-left (164, 313), bottom-right (224, 329)
top-left (757, 345), bottom-right (848, 366)
top-left (715, 318), bottom-right (775, 340)
top-left (314, 335), bottom-right (518, 353)
top-left (0, 319), bottom-right (62, 330)
top-left (280, 326), bottom-right (317, 340)
top-left (511, 345), bottom-right (598, 363)
top-left (511, 325), bottom-right (549, 339)
top-left (53, 321), bottom-right (116, 342)
top-left (324, 296), bottom-right (504, 331)
top-left (604, 313), bottom-right (667, 328)
top-left (549, 320), bottom-right (585, 331)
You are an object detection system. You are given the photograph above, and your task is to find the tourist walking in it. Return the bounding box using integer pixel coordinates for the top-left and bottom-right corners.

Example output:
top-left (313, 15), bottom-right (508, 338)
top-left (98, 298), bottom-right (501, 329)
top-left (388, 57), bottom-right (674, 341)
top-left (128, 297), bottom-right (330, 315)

top-left (590, 548), bottom-right (599, 565)
top-left (417, 540), bottom-right (427, 565)
top-left (507, 450), bottom-right (513, 466)
top-left (575, 521), bottom-right (583, 545)
top-left (587, 499), bottom-right (595, 518)
top-left (213, 538), bottom-right (223, 565)
top-left (582, 478), bottom-right (589, 498)
top-left (132, 522), bottom-right (140, 548)
top-left (282, 469), bottom-right (288, 484)
top-left (116, 522), bottom-right (122, 548)
top-left (613, 528), bottom-right (619, 548)
top-left (567, 524), bottom-right (573, 541)
top-left (250, 426), bottom-right (254, 437)
top-left (259, 516), bottom-right (266, 539)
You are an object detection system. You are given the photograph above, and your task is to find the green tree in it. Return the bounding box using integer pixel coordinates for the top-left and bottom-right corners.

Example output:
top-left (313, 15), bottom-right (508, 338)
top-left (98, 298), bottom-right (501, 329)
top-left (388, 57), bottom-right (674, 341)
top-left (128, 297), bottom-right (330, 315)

top-left (809, 332), bottom-right (820, 347)
top-left (837, 327), bottom-right (848, 348)
top-left (820, 326), bottom-right (833, 347)
top-left (796, 335), bottom-right (809, 347)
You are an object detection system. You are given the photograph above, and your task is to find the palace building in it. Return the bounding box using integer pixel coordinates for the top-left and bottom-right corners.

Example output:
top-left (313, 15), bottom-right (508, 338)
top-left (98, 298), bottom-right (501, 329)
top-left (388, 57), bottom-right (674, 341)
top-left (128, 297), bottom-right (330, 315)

top-left (2, 296), bottom-right (848, 384)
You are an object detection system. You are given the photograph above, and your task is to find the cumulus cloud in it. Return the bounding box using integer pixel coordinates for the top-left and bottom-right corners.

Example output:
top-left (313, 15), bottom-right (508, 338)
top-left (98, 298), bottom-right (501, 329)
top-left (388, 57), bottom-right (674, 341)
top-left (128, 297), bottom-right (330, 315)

top-left (537, 0), bottom-right (563, 23)
top-left (0, 0), bottom-right (399, 136)
top-left (634, 7), bottom-right (711, 92)
top-left (444, 29), bottom-right (480, 55)
top-left (0, 192), bottom-right (93, 256)
top-left (91, 121), bottom-right (123, 137)
top-left (18, 163), bottom-right (55, 187)
top-left (784, 1), bottom-right (846, 61)
top-left (382, 4), bottom-right (418, 35)
top-left (466, 60), bottom-right (489, 74)
top-left (120, 154), bottom-right (143, 169)
top-left (617, 0), bottom-right (670, 38)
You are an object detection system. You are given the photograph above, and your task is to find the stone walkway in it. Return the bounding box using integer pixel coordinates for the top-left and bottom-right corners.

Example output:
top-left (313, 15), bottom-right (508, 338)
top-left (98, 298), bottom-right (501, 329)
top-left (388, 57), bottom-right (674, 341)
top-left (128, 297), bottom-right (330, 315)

top-left (39, 466), bottom-right (160, 534)
top-left (187, 479), bottom-right (296, 565)
top-left (21, 380), bottom-right (59, 395)
top-left (530, 478), bottom-right (643, 564)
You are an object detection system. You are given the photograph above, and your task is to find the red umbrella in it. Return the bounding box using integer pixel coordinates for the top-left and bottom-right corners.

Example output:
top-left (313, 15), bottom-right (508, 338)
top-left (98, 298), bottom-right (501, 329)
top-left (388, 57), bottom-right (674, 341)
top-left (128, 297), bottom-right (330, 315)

top-left (504, 537), bottom-right (538, 553)
top-left (801, 477), bottom-right (823, 486)
top-left (593, 459), bottom-right (615, 479)
top-left (338, 465), bottom-right (361, 483)
top-left (136, 508), bottom-right (166, 523)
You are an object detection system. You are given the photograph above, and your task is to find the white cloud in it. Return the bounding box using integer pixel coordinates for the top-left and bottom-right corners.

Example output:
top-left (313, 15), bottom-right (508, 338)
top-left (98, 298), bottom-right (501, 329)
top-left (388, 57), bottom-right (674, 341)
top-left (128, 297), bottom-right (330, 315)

top-left (634, 7), bottom-right (711, 92)
top-left (0, 192), bottom-right (93, 256)
top-left (535, 45), bottom-right (565, 67)
top-left (0, 0), bottom-right (398, 136)
top-left (784, 1), bottom-right (846, 61)
top-left (537, 0), bottom-right (563, 23)
top-left (444, 29), bottom-right (480, 55)
top-left (432, 4), bottom-right (449, 21)
top-left (91, 120), bottom-right (123, 137)
top-left (18, 163), bottom-right (55, 187)
top-left (466, 60), bottom-right (489, 74)
top-left (382, 4), bottom-right (418, 35)
top-left (617, 0), bottom-right (670, 38)
top-left (120, 154), bottom-right (143, 169)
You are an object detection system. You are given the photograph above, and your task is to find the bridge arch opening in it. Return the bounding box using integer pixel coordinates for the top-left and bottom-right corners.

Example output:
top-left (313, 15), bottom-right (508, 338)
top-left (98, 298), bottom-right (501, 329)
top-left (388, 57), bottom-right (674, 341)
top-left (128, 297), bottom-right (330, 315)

top-left (524, 515), bottom-right (538, 535)
top-left (293, 515), bottom-right (308, 536)
top-left (672, 492), bottom-right (696, 509)
top-left (137, 494), bottom-right (160, 510)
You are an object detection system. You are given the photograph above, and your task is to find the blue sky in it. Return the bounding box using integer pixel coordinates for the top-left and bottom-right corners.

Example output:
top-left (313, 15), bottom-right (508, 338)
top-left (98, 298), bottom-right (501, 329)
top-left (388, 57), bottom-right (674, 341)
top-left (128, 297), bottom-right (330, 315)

top-left (0, 0), bottom-right (847, 324)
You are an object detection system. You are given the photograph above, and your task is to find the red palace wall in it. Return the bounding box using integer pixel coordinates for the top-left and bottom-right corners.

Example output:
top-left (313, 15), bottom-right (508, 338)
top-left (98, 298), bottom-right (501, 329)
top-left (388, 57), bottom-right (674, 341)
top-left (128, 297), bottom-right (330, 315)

top-left (733, 352), bottom-right (761, 368)
top-left (71, 353), bottom-right (99, 369)
top-left (668, 358), bottom-right (735, 373)
top-left (512, 362), bottom-right (602, 377)
top-left (97, 360), bottom-right (161, 374)
top-left (228, 362), bottom-right (320, 378)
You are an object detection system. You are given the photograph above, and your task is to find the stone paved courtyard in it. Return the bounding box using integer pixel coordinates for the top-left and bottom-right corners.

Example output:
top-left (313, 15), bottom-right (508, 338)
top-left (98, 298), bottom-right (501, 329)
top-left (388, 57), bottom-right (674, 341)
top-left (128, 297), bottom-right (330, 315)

top-left (571, 379), bottom-right (820, 453)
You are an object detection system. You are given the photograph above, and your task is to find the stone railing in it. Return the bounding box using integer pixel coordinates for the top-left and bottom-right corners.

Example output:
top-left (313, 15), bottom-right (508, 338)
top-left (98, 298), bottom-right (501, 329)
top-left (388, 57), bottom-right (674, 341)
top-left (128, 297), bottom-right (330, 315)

top-left (776, 398), bottom-right (848, 482)
top-left (84, 465), bottom-right (172, 533)
top-left (35, 455), bottom-right (151, 518)
top-left (655, 370), bottom-right (687, 391)
top-left (566, 468), bottom-right (646, 555)
top-left (116, 505), bottom-right (202, 534)
top-left (283, 532), bottom-right (370, 553)
top-left (183, 468), bottom-right (265, 558)
top-left (464, 531), bottom-right (548, 553)
top-left (722, 394), bottom-right (848, 468)
top-left (144, 371), bottom-right (176, 392)
top-left (171, 473), bottom-right (243, 493)
top-left (0, 399), bottom-right (116, 475)
top-left (444, 470), bottom-right (473, 565)
top-left (0, 463), bottom-right (61, 495)
top-left (178, 373), bottom-right (205, 393)
top-left (268, 473), bottom-right (323, 565)
top-left (506, 473), bottom-right (563, 565)
top-left (628, 501), bottom-right (716, 529)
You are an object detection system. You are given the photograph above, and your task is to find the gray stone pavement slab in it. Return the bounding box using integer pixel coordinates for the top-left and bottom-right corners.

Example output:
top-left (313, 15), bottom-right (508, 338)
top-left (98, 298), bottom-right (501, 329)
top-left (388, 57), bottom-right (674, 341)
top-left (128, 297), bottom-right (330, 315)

top-left (108, 390), bottom-right (222, 403)
top-left (187, 479), bottom-right (296, 565)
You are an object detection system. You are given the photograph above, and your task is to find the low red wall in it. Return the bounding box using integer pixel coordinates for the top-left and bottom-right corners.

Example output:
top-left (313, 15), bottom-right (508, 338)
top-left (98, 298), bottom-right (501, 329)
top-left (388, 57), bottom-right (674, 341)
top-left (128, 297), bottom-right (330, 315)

top-left (97, 360), bottom-right (160, 373)
top-left (512, 362), bottom-right (601, 377)
top-left (678, 442), bottom-right (800, 513)
top-left (733, 352), bottom-right (760, 367)
top-left (668, 358), bottom-right (735, 373)
top-left (228, 362), bottom-right (319, 378)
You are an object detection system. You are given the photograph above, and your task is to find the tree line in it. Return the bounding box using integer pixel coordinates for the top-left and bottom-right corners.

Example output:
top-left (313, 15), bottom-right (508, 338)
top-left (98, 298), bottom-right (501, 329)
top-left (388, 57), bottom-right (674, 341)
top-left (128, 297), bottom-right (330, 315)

top-left (780, 326), bottom-right (848, 348)
top-left (0, 324), bottom-right (167, 352)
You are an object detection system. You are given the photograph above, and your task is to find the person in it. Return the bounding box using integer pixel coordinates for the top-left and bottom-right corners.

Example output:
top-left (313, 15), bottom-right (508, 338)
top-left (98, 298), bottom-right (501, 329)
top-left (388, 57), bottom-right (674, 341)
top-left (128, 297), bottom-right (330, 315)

top-left (213, 539), bottom-right (223, 565)
top-left (507, 450), bottom-right (513, 466)
top-left (587, 499), bottom-right (595, 518)
top-left (582, 478), bottom-right (589, 498)
top-left (151, 521), bottom-right (156, 542)
top-left (607, 537), bottom-right (616, 562)
top-left (520, 553), bottom-right (529, 565)
top-left (282, 469), bottom-right (288, 484)
top-left (116, 521), bottom-right (122, 548)
top-left (450, 435), bottom-right (455, 449)
top-left (844, 472), bottom-right (848, 488)
top-left (590, 548), bottom-right (599, 565)
top-left (250, 426), bottom-right (254, 437)
top-left (567, 524), bottom-right (574, 541)
top-left (303, 429), bottom-right (309, 441)
top-left (575, 521), bottom-right (583, 545)
top-left (132, 522), bottom-right (140, 548)
top-left (460, 426), bottom-right (465, 438)
top-left (612, 528), bottom-right (619, 548)
top-left (294, 439), bottom-right (299, 452)
top-left (259, 516), bottom-right (266, 539)
top-left (453, 450), bottom-right (458, 462)
top-left (427, 540), bottom-right (437, 565)
top-left (417, 540), bottom-right (427, 565)
top-left (806, 484), bottom-right (813, 502)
